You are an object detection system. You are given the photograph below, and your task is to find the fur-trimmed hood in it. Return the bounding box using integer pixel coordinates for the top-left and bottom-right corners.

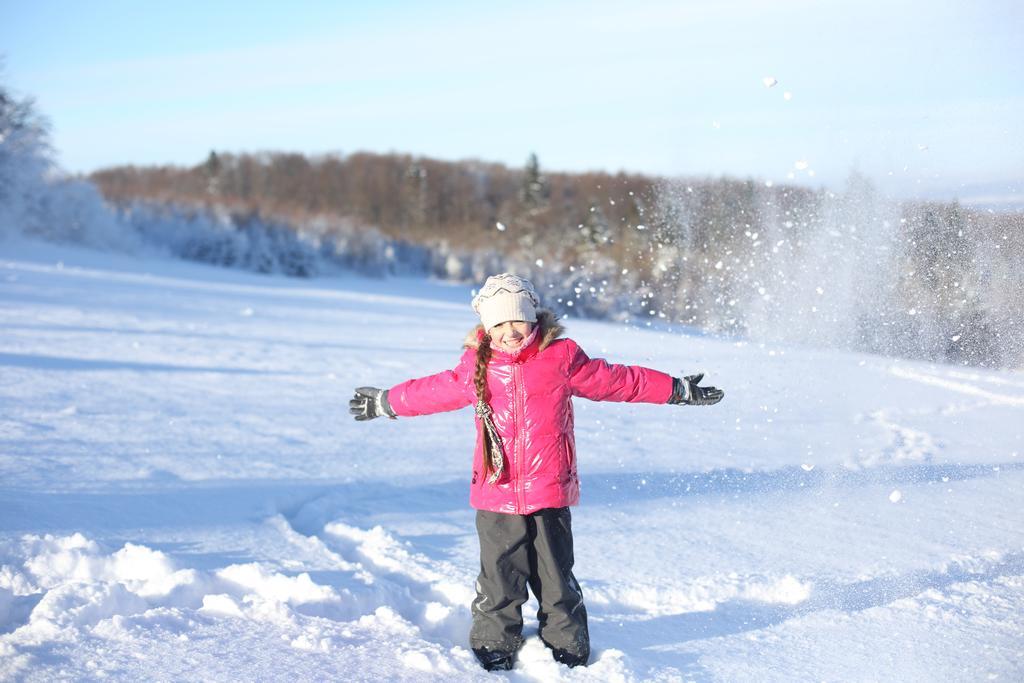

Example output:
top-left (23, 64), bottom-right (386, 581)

top-left (462, 308), bottom-right (564, 351)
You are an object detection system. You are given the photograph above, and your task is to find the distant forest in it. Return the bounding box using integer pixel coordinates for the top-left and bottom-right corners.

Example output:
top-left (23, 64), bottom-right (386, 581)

top-left (90, 151), bottom-right (1024, 369)
top-left (6, 69), bottom-right (1019, 368)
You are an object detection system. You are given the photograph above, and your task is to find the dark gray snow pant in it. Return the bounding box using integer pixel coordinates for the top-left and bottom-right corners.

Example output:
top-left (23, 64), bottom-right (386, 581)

top-left (469, 507), bottom-right (590, 660)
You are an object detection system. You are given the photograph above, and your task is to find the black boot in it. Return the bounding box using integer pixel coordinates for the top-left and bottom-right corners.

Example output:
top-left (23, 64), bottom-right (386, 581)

top-left (546, 643), bottom-right (588, 668)
top-left (472, 647), bottom-right (515, 671)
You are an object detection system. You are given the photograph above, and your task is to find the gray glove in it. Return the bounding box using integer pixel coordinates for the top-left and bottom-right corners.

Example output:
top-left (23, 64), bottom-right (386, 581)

top-left (668, 373), bottom-right (724, 406)
top-left (349, 386), bottom-right (397, 421)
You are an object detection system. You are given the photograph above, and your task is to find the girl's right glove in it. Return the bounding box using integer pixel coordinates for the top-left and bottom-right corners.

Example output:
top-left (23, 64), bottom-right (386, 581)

top-left (349, 386), bottom-right (397, 421)
top-left (669, 373), bottom-right (724, 406)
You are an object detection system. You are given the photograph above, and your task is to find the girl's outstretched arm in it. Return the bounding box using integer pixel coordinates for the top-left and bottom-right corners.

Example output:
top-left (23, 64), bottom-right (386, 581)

top-left (566, 340), bottom-right (675, 403)
top-left (384, 349), bottom-right (477, 417)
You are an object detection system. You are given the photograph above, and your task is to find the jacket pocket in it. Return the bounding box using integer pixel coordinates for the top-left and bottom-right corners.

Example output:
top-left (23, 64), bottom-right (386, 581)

top-left (560, 433), bottom-right (576, 483)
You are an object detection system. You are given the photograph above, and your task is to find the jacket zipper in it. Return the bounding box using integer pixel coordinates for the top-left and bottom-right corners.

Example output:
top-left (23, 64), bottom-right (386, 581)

top-left (514, 363), bottom-right (526, 514)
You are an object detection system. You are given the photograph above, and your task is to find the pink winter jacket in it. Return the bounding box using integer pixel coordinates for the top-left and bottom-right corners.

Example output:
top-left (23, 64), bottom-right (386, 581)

top-left (387, 310), bottom-right (674, 514)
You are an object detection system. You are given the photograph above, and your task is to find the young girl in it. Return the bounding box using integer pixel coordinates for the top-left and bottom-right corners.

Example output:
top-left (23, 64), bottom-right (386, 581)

top-left (349, 273), bottom-right (723, 671)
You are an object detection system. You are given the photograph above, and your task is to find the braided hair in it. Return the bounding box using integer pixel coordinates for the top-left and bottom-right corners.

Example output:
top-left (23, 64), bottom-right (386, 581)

top-left (474, 333), bottom-right (495, 476)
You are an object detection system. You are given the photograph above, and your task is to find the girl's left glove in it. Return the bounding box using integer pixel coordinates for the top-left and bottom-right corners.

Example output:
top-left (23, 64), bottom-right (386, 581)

top-left (668, 373), bottom-right (724, 406)
top-left (349, 387), bottom-right (397, 421)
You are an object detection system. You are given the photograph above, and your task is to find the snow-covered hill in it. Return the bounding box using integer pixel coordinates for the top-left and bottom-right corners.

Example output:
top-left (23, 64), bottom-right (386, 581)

top-left (2, 241), bottom-right (1022, 681)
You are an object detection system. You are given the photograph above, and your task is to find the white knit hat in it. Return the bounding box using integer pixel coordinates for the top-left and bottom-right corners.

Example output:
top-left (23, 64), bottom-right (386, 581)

top-left (471, 273), bottom-right (540, 331)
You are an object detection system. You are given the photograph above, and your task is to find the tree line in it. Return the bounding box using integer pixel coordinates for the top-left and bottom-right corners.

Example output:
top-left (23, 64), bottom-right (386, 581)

top-left (14, 64), bottom-right (1017, 368)
top-left (89, 150), bottom-right (1023, 368)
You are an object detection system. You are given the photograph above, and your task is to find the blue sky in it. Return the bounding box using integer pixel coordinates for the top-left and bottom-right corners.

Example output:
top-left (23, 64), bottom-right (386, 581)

top-left (3, 0), bottom-right (1022, 200)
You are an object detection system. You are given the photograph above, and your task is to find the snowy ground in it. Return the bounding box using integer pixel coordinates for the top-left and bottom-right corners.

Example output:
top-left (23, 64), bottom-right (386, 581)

top-left (1, 240), bottom-right (1022, 681)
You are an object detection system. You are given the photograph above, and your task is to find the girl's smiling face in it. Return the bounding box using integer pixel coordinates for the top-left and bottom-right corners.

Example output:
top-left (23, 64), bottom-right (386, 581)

top-left (488, 320), bottom-right (534, 352)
